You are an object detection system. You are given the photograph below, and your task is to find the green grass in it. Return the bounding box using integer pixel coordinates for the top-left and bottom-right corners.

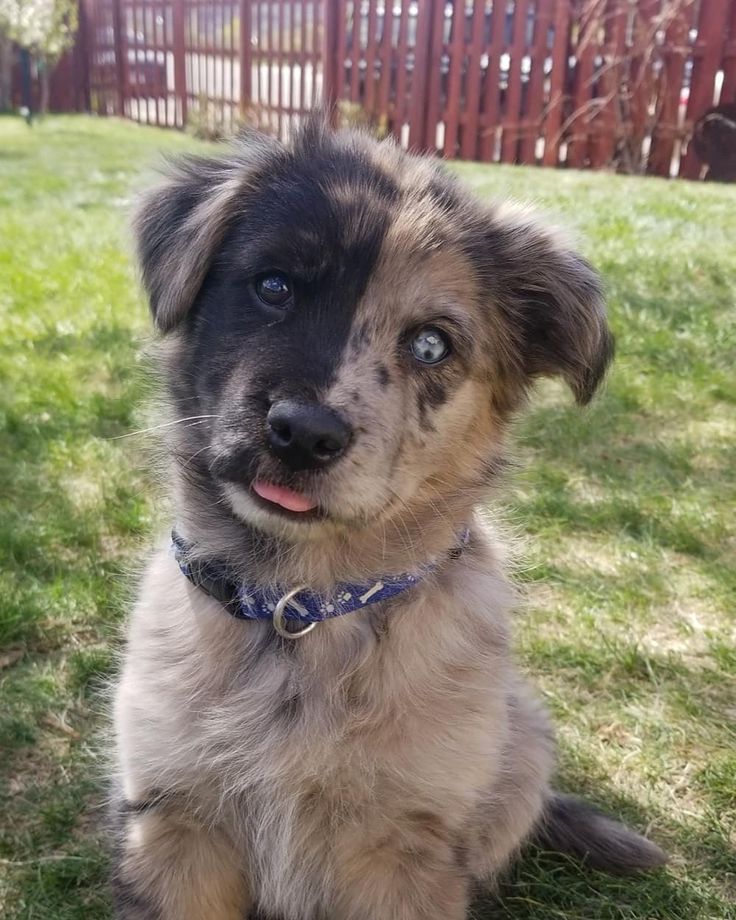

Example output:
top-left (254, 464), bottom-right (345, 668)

top-left (0, 115), bottom-right (734, 919)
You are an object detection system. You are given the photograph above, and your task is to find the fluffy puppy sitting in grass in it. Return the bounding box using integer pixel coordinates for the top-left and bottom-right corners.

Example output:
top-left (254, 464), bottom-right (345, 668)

top-left (112, 117), bottom-right (665, 919)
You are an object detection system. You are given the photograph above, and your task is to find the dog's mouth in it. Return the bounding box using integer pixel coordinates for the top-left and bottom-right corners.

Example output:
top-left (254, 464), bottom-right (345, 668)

top-left (249, 480), bottom-right (325, 521)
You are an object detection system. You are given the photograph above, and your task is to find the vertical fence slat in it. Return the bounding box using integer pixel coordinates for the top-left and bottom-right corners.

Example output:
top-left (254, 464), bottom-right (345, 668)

top-left (407, 0), bottom-right (433, 149)
top-left (251, 0), bottom-right (259, 124)
top-left (349, 0), bottom-right (362, 101)
top-left (647, 0), bottom-right (695, 177)
top-left (519, 0), bottom-right (552, 164)
top-left (240, 0), bottom-right (252, 116)
top-left (323, 0), bottom-right (341, 112)
top-left (721, 2), bottom-right (736, 102)
top-left (264, 0), bottom-right (272, 128)
top-left (300, 0), bottom-right (308, 114)
top-left (460, 0), bottom-right (488, 160)
top-left (479, 0), bottom-right (507, 161)
top-left (542, 0), bottom-right (572, 165)
top-left (443, 0), bottom-right (467, 157)
top-left (364, 0), bottom-right (379, 115)
top-left (624, 0), bottom-right (658, 173)
top-left (500, 0), bottom-right (530, 163)
top-left (334, 0), bottom-right (346, 103)
top-left (76, 0), bottom-right (92, 111)
top-left (393, 0), bottom-right (411, 134)
top-left (375, 0), bottom-right (394, 128)
top-left (128, 0), bottom-right (137, 120)
top-left (275, 0), bottom-right (283, 136)
top-left (586, 0), bottom-right (626, 169)
top-left (567, 1), bottom-right (600, 169)
top-left (111, 0), bottom-right (126, 116)
top-left (424, 0), bottom-right (448, 151)
top-left (172, 0), bottom-right (187, 124)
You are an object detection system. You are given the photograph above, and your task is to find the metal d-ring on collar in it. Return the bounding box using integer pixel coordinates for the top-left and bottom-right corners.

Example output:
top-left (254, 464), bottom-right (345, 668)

top-left (272, 586), bottom-right (317, 639)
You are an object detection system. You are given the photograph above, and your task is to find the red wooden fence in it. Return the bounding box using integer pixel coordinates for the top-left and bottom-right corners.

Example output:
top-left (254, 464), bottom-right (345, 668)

top-left (35, 0), bottom-right (736, 177)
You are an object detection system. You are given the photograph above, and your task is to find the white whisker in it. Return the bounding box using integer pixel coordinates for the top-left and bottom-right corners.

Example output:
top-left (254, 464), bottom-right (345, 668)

top-left (108, 415), bottom-right (222, 440)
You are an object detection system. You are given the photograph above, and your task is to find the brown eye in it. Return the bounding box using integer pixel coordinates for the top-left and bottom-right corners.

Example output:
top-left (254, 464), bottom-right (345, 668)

top-left (410, 326), bottom-right (450, 365)
top-left (255, 273), bottom-right (292, 308)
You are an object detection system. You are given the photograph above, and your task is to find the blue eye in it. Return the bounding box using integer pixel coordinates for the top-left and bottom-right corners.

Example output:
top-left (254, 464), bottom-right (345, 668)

top-left (410, 327), bottom-right (450, 365)
top-left (255, 273), bottom-right (292, 308)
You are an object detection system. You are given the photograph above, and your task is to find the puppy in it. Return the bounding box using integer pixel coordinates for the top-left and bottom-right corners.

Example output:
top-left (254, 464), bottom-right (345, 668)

top-left (112, 118), bottom-right (665, 920)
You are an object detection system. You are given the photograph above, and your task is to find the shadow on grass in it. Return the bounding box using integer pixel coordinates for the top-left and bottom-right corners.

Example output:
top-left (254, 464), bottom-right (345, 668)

top-left (0, 149), bottom-right (29, 161)
top-left (475, 854), bottom-right (702, 920)
top-left (473, 779), bottom-right (729, 920)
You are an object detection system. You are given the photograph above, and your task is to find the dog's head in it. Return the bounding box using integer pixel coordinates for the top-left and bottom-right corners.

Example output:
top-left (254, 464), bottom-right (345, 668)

top-left (135, 120), bottom-right (612, 539)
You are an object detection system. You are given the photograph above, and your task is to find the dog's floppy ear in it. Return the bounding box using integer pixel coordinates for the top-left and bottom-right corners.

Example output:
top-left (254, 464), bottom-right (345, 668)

top-left (133, 134), bottom-right (277, 332)
top-left (489, 204), bottom-right (614, 406)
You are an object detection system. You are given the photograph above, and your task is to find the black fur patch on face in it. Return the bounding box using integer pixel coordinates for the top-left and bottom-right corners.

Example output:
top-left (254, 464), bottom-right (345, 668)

top-left (375, 362), bottom-right (391, 387)
top-left (420, 378), bottom-right (448, 409)
top-left (184, 139), bottom-right (400, 409)
top-left (417, 377), bottom-right (449, 431)
top-left (207, 443), bottom-right (263, 493)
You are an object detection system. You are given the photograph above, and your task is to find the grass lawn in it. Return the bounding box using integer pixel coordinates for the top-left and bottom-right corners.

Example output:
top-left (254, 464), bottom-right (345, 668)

top-left (0, 115), bottom-right (734, 919)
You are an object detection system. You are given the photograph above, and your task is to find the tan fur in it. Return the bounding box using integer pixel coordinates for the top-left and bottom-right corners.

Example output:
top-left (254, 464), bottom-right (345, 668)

top-left (119, 811), bottom-right (249, 919)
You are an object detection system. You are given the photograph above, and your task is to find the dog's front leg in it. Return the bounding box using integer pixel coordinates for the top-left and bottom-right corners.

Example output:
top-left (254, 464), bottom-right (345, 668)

top-left (331, 821), bottom-right (471, 920)
top-left (111, 807), bottom-right (251, 920)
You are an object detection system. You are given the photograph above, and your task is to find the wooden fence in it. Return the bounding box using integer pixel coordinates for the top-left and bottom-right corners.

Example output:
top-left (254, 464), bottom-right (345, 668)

top-left (35, 0), bottom-right (736, 177)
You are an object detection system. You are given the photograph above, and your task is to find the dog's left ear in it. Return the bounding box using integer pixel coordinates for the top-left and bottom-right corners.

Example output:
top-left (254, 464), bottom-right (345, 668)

top-left (133, 132), bottom-right (278, 332)
top-left (488, 206), bottom-right (614, 406)
top-left (133, 156), bottom-right (245, 332)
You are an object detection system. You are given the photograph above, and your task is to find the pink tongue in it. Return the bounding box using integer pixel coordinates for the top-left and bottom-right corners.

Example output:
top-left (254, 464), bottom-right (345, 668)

top-left (252, 481), bottom-right (317, 513)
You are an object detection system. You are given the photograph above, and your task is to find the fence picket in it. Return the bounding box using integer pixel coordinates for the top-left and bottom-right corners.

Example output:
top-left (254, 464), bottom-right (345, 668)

top-left (648, 0), bottom-right (696, 177)
top-left (721, 1), bottom-right (736, 101)
top-left (392, 0), bottom-right (411, 137)
top-left (478, 0), bottom-right (507, 161)
top-left (519, 0), bottom-right (552, 165)
top-left (460, 0), bottom-right (487, 161)
top-left (499, 0), bottom-right (530, 163)
top-left (588, 0), bottom-right (628, 170)
top-left (567, 0), bottom-right (600, 169)
top-left (422, 0), bottom-right (447, 152)
top-left (542, 0), bottom-right (573, 166)
top-left (443, 0), bottom-right (467, 158)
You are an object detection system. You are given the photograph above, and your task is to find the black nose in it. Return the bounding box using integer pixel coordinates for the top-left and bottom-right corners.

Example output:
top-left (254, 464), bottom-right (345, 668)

top-left (266, 401), bottom-right (352, 471)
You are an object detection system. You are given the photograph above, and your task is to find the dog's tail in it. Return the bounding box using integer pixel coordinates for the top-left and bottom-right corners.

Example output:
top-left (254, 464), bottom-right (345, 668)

top-left (535, 792), bottom-right (667, 874)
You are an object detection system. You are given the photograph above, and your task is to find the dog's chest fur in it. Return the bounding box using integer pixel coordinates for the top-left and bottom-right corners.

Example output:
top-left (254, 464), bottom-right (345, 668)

top-left (115, 538), bottom-right (513, 915)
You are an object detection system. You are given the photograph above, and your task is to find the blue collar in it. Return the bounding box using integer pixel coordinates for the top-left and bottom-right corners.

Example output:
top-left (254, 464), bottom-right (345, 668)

top-left (171, 528), bottom-right (470, 629)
